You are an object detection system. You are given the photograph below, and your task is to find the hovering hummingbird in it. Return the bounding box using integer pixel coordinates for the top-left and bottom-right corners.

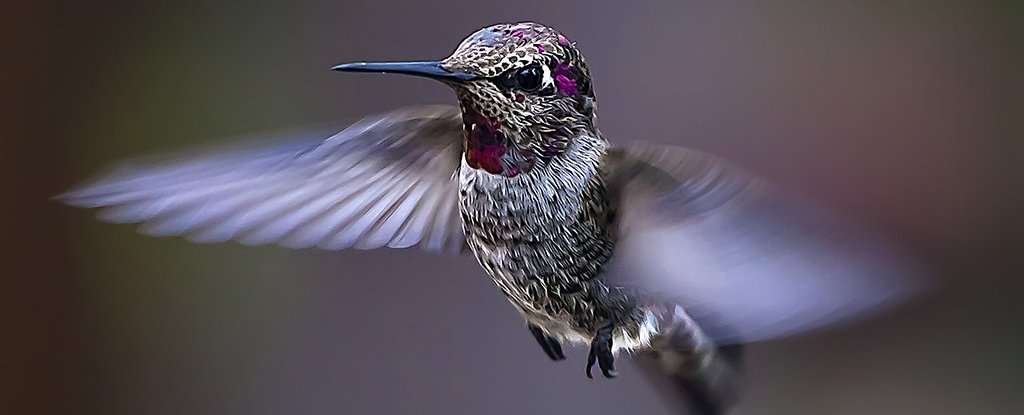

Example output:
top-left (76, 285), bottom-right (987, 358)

top-left (60, 22), bottom-right (923, 414)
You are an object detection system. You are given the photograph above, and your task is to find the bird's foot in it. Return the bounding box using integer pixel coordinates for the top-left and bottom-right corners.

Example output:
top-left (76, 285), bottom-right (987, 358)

top-left (586, 322), bottom-right (617, 378)
top-left (528, 323), bottom-right (566, 361)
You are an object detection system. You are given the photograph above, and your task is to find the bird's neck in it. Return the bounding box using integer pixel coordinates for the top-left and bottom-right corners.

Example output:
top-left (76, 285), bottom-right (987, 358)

top-left (458, 96), bottom-right (602, 178)
top-left (459, 129), bottom-right (609, 209)
top-left (538, 130), bottom-right (607, 176)
top-left (458, 129), bottom-right (613, 246)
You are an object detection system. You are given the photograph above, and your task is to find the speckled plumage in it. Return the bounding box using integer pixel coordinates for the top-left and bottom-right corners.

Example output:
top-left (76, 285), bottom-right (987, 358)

top-left (444, 23), bottom-right (656, 349)
top-left (61, 21), bottom-right (925, 415)
top-left (458, 132), bottom-right (650, 346)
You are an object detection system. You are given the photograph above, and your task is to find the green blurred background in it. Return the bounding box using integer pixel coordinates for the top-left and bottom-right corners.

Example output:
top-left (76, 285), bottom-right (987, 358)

top-left (4, 1), bottom-right (1022, 414)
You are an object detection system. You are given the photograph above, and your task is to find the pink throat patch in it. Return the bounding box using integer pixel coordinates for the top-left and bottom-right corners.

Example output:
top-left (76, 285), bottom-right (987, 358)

top-left (462, 105), bottom-right (517, 177)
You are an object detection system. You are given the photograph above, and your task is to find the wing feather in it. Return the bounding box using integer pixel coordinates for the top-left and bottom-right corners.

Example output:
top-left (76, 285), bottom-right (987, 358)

top-left (603, 142), bottom-right (927, 344)
top-left (60, 105), bottom-right (468, 253)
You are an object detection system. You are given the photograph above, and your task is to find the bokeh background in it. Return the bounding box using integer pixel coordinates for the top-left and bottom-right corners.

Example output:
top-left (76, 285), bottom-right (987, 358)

top-left (5, 1), bottom-right (1022, 414)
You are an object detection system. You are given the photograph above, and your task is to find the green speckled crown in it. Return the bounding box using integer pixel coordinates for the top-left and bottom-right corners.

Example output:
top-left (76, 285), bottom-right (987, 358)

top-left (442, 22), bottom-right (589, 90)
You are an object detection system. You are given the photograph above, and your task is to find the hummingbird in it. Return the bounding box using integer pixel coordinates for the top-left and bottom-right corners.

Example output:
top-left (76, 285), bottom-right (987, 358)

top-left (60, 22), bottom-right (923, 414)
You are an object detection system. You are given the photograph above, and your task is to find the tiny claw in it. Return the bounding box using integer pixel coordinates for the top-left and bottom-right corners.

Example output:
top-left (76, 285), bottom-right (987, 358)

top-left (587, 322), bottom-right (617, 379)
top-left (586, 348), bottom-right (597, 378)
top-left (598, 351), bottom-right (617, 378)
top-left (529, 324), bottom-right (567, 362)
top-left (549, 338), bottom-right (566, 360)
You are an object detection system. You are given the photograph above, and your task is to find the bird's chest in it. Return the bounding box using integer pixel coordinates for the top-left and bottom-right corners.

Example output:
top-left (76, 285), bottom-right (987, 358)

top-left (457, 162), bottom-right (618, 335)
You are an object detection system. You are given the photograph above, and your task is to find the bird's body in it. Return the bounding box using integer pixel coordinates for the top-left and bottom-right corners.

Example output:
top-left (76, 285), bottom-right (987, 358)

top-left (459, 131), bottom-right (653, 349)
top-left (60, 22), bottom-right (925, 415)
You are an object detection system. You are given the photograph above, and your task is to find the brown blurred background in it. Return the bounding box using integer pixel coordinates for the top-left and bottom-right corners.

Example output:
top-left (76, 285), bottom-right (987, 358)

top-left (4, 1), bottom-right (1022, 414)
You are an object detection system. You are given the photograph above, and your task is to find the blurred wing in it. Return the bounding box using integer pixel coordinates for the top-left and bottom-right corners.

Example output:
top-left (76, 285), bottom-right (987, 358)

top-left (59, 105), bottom-right (468, 253)
top-left (603, 142), bottom-right (926, 344)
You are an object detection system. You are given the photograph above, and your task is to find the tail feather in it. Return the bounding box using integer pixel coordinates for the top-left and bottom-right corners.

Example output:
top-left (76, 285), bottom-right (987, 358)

top-left (636, 307), bottom-right (744, 415)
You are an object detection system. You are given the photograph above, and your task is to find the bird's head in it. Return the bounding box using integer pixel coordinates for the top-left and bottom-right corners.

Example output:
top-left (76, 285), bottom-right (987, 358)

top-left (333, 22), bottom-right (596, 177)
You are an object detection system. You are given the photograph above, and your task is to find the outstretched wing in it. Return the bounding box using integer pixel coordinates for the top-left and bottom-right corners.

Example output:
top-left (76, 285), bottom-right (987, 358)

top-left (603, 142), bottom-right (926, 344)
top-left (59, 105), bottom-right (468, 253)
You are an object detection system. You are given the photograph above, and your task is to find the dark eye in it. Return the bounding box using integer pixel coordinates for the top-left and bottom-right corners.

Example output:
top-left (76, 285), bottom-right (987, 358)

top-left (514, 65), bottom-right (543, 91)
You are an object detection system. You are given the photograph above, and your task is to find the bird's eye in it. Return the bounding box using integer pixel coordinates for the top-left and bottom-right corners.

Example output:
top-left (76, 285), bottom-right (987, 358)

top-left (514, 65), bottom-right (543, 91)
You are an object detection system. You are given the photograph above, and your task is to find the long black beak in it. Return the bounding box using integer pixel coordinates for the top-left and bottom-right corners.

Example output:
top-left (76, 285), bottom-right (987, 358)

top-left (331, 61), bottom-right (479, 82)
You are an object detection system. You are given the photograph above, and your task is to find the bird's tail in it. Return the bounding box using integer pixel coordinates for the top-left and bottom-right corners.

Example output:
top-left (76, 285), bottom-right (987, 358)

top-left (636, 307), bottom-right (743, 415)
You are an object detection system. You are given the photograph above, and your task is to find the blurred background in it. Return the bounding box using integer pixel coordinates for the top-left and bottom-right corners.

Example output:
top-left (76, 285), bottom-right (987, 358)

top-left (4, 1), bottom-right (1022, 414)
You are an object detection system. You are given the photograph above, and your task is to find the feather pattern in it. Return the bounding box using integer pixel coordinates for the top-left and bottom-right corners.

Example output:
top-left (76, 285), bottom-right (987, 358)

top-left (58, 105), bottom-right (468, 253)
top-left (602, 142), bottom-right (926, 344)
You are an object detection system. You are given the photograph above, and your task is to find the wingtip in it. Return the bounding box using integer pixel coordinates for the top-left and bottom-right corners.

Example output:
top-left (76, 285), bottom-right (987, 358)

top-left (50, 187), bottom-right (91, 208)
top-left (50, 191), bottom-right (71, 204)
top-left (52, 185), bottom-right (118, 209)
